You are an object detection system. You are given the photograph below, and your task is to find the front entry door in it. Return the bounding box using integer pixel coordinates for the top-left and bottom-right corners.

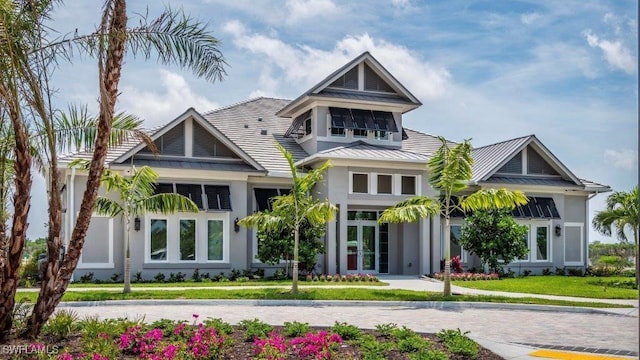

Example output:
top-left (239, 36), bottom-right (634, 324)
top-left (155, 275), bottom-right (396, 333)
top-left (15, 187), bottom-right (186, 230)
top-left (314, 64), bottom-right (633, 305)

top-left (347, 221), bottom-right (378, 273)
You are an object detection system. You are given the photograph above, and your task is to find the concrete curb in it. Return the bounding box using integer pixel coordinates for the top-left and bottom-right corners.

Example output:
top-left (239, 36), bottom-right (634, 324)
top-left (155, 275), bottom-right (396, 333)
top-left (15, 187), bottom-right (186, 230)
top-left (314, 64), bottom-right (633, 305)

top-left (57, 299), bottom-right (635, 316)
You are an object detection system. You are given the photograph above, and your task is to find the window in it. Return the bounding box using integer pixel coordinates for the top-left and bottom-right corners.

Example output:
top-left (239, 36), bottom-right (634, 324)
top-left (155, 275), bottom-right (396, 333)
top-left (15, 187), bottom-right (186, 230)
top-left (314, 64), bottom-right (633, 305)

top-left (149, 219), bottom-right (167, 261)
top-left (441, 224), bottom-right (467, 263)
top-left (497, 152), bottom-right (522, 174)
top-left (518, 230), bottom-right (530, 261)
top-left (179, 219), bottom-right (196, 261)
top-left (329, 67), bottom-right (358, 89)
top-left (141, 123), bottom-right (185, 156)
top-left (364, 63), bottom-right (394, 93)
top-left (353, 129), bottom-right (368, 138)
top-left (304, 117), bottom-right (312, 136)
top-left (207, 220), bottom-right (224, 261)
top-left (352, 173), bottom-right (368, 193)
top-left (377, 175), bottom-right (392, 194)
top-left (331, 127), bottom-right (345, 137)
top-left (176, 184), bottom-right (204, 209)
top-left (193, 122), bottom-right (236, 158)
top-left (401, 176), bottom-right (416, 195)
top-left (351, 109), bottom-right (372, 130)
top-left (374, 130), bottom-right (388, 140)
top-left (204, 185), bottom-right (232, 211)
top-left (535, 226), bottom-right (549, 261)
top-left (527, 148), bottom-right (559, 175)
top-left (254, 188), bottom-right (290, 211)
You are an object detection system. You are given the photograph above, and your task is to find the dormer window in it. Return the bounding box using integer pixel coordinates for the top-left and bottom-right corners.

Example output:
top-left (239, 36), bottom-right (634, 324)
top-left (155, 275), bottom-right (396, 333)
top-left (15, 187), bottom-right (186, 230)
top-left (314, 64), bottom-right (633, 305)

top-left (327, 107), bottom-right (398, 140)
top-left (364, 63), bottom-right (394, 93)
top-left (329, 67), bottom-right (358, 89)
top-left (304, 117), bottom-right (312, 136)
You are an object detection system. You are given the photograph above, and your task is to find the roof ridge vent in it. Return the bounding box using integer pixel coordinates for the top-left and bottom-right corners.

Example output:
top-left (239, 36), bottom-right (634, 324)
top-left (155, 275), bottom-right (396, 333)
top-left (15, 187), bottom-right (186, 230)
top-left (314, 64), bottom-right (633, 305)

top-left (260, 129), bottom-right (268, 135)
top-left (244, 124), bottom-right (249, 128)
top-left (257, 117), bottom-right (263, 121)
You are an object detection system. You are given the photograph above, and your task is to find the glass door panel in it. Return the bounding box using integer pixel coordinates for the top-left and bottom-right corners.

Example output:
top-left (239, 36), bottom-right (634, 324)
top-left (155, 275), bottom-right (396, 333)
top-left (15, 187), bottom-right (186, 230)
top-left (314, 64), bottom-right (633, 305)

top-left (362, 225), bottom-right (376, 271)
top-left (347, 225), bottom-right (358, 271)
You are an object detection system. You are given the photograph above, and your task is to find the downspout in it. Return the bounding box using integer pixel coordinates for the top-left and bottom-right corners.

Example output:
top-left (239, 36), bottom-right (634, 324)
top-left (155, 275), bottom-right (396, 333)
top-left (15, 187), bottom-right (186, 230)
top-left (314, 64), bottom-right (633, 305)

top-left (68, 167), bottom-right (76, 281)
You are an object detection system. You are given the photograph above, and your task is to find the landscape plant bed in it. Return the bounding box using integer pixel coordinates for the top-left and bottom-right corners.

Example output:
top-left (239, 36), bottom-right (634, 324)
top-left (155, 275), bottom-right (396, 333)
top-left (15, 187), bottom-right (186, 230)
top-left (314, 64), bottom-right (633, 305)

top-left (6, 313), bottom-right (504, 359)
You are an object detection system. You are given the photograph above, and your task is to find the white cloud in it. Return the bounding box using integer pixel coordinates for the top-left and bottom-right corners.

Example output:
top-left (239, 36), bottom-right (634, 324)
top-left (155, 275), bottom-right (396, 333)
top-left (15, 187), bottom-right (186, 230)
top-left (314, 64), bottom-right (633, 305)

top-left (391, 0), bottom-right (415, 13)
top-left (604, 149), bottom-right (638, 171)
top-left (520, 12), bottom-right (542, 25)
top-left (583, 29), bottom-right (637, 74)
top-left (285, 0), bottom-right (338, 25)
top-left (119, 70), bottom-right (220, 127)
top-left (222, 22), bottom-right (451, 100)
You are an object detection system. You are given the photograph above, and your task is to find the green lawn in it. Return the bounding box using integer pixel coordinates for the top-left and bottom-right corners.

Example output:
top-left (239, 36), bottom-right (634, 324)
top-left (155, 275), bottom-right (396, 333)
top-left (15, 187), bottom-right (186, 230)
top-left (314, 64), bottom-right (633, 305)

top-left (67, 280), bottom-right (387, 288)
top-left (453, 276), bottom-right (638, 299)
top-left (14, 288), bottom-right (630, 308)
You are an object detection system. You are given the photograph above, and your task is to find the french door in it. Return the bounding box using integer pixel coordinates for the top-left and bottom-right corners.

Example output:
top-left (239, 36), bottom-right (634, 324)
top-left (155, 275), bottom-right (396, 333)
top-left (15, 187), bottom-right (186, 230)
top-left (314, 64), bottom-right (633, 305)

top-left (347, 221), bottom-right (378, 273)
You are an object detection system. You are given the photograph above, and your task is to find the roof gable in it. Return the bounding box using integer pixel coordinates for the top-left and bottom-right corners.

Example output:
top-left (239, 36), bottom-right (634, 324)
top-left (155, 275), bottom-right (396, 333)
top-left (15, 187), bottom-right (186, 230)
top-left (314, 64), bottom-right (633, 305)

top-left (471, 135), bottom-right (581, 185)
top-left (114, 108), bottom-right (264, 171)
top-left (277, 52), bottom-right (421, 117)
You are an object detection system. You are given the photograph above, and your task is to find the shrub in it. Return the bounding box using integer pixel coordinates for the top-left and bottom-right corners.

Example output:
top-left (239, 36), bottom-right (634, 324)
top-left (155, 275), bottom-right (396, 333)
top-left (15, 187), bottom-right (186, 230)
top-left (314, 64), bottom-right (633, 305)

top-left (330, 321), bottom-right (361, 341)
top-left (354, 334), bottom-right (391, 360)
top-left (431, 272), bottom-right (499, 281)
top-left (437, 328), bottom-right (479, 359)
top-left (168, 271), bottom-right (185, 282)
top-left (79, 272), bottom-right (94, 283)
top-left (254, 331), bottom-right (287, 360)
top-left (283, 321), bottom-right (310, 338)
top-left (203, 317), bottom-right (234, 336)
top-left (42, 310), bottom-right (79, 340)
top-left (133, 272), bottom-right (144, 283)
top-left (542, 268), bottom-right (552, 276)
top-left (440, 255), bottom-right (463, 273)
top-left (153, 272), bottom-right (166, 283)
top-left (110, 273), bottom-right (120, 282)
top-left (191, 268), bottom-right (202, 282)
top-left (375, 323), bottom-right (398, 338)
top-left (290, 330), bottom-right (342, 360)
top-left (239, 318), bottom-right (273, 342)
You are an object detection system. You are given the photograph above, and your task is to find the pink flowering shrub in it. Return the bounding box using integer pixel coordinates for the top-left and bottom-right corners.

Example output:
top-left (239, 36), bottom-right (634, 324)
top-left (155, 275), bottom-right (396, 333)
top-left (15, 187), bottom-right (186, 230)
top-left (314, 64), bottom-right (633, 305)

top-left (290, 331), bottom-right (343, 359)
top-left (432, 272), bottom-right (499, 281)
top-left (303, 273), bottom-right (379, 282)
top-left (254, 331), bottom-right (288, 360)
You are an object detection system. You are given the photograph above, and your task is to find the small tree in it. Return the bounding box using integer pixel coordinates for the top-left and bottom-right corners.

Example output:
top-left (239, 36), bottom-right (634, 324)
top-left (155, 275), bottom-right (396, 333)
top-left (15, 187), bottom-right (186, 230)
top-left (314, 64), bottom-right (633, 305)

top-left (239, 143), bottom-right (337, 294)
top-left (94, 166), bottom-right (199, 293)
top-left (256, 216), bottom-right (325, 274)
top-left (458, 208), bottom-right (529, 273)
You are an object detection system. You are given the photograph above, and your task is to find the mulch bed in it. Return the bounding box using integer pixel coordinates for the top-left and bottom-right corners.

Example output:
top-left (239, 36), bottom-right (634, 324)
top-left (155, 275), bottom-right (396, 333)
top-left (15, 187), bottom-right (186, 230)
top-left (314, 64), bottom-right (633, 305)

top-left (5, 326), bottom-right (505, 359)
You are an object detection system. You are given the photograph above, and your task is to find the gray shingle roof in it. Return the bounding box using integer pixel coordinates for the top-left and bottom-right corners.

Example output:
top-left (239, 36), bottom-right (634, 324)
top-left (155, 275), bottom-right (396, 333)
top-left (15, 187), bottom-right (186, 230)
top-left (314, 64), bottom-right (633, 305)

top-left (202, 97), bottom-right (309, 174)
top-left (471, 135), bottom-right (532, 182)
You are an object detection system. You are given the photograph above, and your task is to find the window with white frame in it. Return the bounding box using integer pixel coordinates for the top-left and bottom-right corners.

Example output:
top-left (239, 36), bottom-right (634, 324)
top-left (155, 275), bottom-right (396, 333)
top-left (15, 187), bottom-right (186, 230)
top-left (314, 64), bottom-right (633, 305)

top-left (377, 174), bottom-right (392, 194)
top-left (514, 222), bottom-right (551, 263)
top-left (149, 218), bottom-right (168, 261)
top-left (207, 220), bottom-right (224, 261)
top-left (441, 224), bottom-right (467, 263)
top-left (179, 219), bottom-right (196, 261)
top-left (351, 173), bottom-right (369, 193)
top-left (304, 117), bottom-right (312, 136)
top-left (147, 214), bottom-right (228, 263)
top-left (400, 176), bottom-right (416, 195)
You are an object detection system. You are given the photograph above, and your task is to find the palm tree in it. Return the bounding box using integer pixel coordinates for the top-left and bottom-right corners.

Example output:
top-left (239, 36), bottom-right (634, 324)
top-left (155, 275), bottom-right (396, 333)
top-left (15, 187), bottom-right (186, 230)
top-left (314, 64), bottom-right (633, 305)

top-left (0, 0), bottom-right (226, 339)
top-left (592, 187), bottom-right (639, 286)
top-left (239, 143), bottom-right (337, 294)
top-left (95, 165), bottom-right (199, 293)
top-left (379, 137), bottom-right (528, 296)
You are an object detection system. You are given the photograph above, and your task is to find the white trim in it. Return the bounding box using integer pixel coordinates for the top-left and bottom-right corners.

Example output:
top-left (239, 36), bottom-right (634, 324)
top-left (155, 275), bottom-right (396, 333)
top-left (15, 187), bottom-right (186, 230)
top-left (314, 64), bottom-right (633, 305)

top-left (441, 222), bottom-right (468, 263)
top-left (204, 213), bottom-right (229, 263)
top-left (77, 214), bottom-right (114, 269)
top-left (398, 174), bottom-right (418, 196)
top-left (512, 220), bottom-right (553, 263)
top-left (563, 222), bottom-right (584, 266)
top-left (350, 172), bottom-right (369, 194)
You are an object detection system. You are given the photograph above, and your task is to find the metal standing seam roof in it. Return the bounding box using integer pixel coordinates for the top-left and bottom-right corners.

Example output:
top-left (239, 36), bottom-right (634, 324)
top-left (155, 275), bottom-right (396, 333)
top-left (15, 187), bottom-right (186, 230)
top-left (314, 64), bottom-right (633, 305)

top-left (482, 176), bottom-right (584, 188)
top-left (306, 141), bottom-right (429, 163)
top-left (470, 135), bottom-right (532, 182)
top-left (401, 128), bottom-right (455, 156)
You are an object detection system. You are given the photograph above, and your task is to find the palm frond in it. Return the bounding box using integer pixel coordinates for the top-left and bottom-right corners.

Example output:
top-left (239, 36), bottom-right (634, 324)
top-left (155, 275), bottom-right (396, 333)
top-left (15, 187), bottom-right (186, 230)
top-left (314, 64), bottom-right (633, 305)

top-left (428, 137), bottom-right (473, 194)
top-left (238, 211), bottom-right (283, 232)
top-left (460, 188), bottom-right (529, 212)
top-left (94, 196), bottom-right (123, 217)
top-left (379, 196), bottom-right (441, 223)
top-left (140, 193), bottom-right (199, 215)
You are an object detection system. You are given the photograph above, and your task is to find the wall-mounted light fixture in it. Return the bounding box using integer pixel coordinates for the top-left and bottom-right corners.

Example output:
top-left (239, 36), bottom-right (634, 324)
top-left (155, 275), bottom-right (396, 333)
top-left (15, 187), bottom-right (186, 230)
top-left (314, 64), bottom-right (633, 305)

top-left (134, 217), bottom-right (141, 231)
top-left (234, 217), bottom-right (240, 232)
top-left (554, 225), bottom-right (562, 237)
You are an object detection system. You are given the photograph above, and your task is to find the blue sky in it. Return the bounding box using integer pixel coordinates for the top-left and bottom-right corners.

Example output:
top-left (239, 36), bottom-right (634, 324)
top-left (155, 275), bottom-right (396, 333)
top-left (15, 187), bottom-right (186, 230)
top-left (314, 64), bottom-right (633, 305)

top-left (27, 0), bottom-right (638, 243)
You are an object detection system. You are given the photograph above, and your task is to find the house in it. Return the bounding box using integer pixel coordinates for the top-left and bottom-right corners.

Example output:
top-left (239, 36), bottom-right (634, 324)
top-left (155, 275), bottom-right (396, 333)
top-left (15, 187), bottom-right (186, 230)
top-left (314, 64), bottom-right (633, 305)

top-left (58, 52), bottom-right (610, 280)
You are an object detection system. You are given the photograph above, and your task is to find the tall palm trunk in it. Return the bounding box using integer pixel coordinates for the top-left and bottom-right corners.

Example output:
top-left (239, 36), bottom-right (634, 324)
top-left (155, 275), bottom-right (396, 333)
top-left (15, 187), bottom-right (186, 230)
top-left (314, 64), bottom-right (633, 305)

top-left (443, 215), bottom-right (452, 297)
top-left (0, 106), bottom-right (32, 340)
top-left (123, 215), bottom-right (131, 293)
top-left (292, 226), bottom-right (299, 294)
top-left (21, 0), bottom-right (128, 338)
